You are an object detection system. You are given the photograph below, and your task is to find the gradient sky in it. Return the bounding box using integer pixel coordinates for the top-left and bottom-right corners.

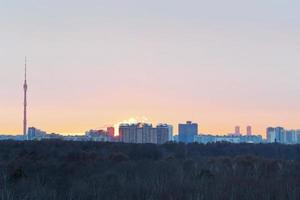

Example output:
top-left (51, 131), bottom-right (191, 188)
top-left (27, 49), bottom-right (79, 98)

top-left (1, 0), bottom-right (300, 136)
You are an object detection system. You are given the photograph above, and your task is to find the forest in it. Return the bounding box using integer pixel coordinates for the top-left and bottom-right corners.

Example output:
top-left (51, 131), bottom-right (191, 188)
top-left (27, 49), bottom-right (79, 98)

top-left (1, 140), bottom-right (300, 200)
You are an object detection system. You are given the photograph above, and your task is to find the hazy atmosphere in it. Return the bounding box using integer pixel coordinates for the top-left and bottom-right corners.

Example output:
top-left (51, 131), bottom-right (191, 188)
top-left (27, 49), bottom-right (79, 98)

top-left (1, 0), bottom-right (300, 135)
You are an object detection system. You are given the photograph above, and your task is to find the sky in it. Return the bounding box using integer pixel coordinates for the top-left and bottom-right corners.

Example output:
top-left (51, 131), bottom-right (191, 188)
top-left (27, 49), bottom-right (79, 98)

top-left (0, 0), bottom-right (300, 136)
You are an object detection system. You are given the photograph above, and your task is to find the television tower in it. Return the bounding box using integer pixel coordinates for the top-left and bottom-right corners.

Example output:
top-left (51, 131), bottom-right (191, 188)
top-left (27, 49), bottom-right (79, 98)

top-left (23, 57), bottom-right (28, 139)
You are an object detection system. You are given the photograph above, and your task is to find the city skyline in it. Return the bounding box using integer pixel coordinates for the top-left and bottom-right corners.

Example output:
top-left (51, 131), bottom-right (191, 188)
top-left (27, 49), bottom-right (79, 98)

top-left (12, 123), bottom-right (300, 145)
top-left (1, 1), bottom-right (300, 135)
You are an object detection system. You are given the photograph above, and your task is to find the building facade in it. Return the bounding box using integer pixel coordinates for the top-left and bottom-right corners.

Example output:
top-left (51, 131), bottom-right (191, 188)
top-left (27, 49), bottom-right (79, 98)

top-left (247, 126), bottom-right (252, 136)
top-left (235, 126), bottom-right (241, 136)
top-left (85, 129), bottom-right (114, 142)
top-left (179, 121), bottom-right (198, 143)
top-left (267, 127), bottom-right (285, 143)
top-left (119, 123), bottom-right (172, 144)
top-left (157, 124), bottom-right (172, 144)
top-left (28, 127), bottom-right (47, 140)
top-left (194, 134), bottom-right (263, 144)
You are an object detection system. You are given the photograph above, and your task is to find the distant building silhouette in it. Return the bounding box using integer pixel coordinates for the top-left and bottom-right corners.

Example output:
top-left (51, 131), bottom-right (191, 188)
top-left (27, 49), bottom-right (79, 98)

top-left (28, 127), bottom-right (63, 140)
top-left (28, 127), bottom-right (46, 140)
top-left (107, 127), bottom-right (115, 137)
top-left (119, 123), bottom-right (172, 144)
top-left (247, 126), bottom-right (252, 136)
top-left (157, 124), bottom-right (173, 144)
top-left (267, 127), bottom-right (285, 143)
top-left (194, 134), bottom-right (263, 144)
top-left (285, 130), bottom-right (297, 144)
top-left (178, 121), bottom-right (198, 143)
top-left (85, 129), bottom-right (114, 142)
top-left (235, 126), bottom-right (241, 136)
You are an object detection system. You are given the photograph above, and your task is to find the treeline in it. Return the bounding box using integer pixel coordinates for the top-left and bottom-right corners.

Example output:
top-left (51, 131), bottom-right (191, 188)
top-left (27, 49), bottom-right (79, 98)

top-left (0, 141), bottom-right (300, 200)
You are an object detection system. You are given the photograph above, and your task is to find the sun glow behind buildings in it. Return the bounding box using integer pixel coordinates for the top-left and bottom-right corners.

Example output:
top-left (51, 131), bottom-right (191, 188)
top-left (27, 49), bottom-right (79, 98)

top-left (113, 116), bottom-right (150, 136)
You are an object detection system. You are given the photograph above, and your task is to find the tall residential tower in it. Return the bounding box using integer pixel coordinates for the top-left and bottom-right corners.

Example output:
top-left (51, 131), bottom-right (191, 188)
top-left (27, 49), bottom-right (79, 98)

top-left (247, 126), bottom-right (252, 136)
top-left (179, 121), bottom-right (198, 143)
top-left (235, 126), bottom-right (241, 136)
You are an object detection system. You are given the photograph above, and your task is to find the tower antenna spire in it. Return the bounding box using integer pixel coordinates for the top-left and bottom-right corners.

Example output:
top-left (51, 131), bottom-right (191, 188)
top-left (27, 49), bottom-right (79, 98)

top-left (23, 56), bottom-right (28, 139)
top-left (25, 56), bottom-right (27, 82)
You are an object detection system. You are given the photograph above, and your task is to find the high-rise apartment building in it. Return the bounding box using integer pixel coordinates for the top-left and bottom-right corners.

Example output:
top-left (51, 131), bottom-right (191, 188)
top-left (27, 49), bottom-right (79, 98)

top-left (267, 127), bottom-right (275, 143)
top-left (167, 125), bottom-right (173, 141)
top-left (157, 124), bottom-right (171, 144)
top-left (179, 121), bottom-right (198, 143)
top-left (149, 128), bottom-right (157, 144)
top-left (235, 126), bottom-right (241, 136)
top-left (142, 123), bottom-right (154, 144)
top-left (285, 130), bottom-right (297, 144)
top-left (296, 130), bottom-right (300, 143)
top-left (246, 126), bottom-right (252, 136)
top-left (107, 127), bottom-right (115, 137)
top-left (119, 123), bottom-right (171, 144)
top-left (28, 127), bottom-right (46, 140)
top-left (267, 127), bottom-right (285, 143)
top-left (119, 124), bottom-right (132, 143)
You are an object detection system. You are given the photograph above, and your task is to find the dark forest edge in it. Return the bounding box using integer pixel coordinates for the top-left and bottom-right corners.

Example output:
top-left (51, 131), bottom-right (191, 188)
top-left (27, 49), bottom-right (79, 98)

top-left (1, 141), bottom-right (300, 200)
